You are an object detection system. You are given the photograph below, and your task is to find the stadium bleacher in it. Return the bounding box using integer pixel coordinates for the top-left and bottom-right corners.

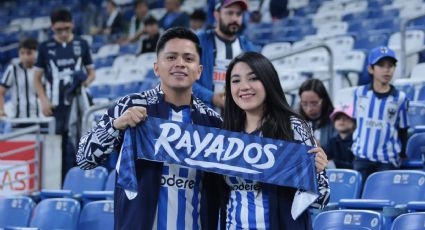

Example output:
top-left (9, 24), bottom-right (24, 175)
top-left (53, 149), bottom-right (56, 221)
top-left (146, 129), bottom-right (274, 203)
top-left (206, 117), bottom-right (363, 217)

top-left (1, 0), bottom-right (425, 229)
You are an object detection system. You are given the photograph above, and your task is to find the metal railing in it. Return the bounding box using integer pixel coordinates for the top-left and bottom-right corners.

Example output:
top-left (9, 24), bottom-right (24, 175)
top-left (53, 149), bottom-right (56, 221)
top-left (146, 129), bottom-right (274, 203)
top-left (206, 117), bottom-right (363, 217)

top-left (0, 125), bottom-right (42, 195)
top-left (400, 13), bottom-right (425, 78)
top-left (81, 101), bottom-right (114, 135)
top-left (267, 43), bottom-right (334, 98)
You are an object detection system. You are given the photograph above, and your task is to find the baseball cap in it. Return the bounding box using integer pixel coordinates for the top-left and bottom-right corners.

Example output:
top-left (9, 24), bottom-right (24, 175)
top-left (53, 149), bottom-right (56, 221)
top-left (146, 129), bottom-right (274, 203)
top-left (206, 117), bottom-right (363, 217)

top-left (330, 105), bottom-right (354, 122)
top-left (368, 46), bottom-right (397, 66)
top-left (215, 0), bottom-right (248, 11)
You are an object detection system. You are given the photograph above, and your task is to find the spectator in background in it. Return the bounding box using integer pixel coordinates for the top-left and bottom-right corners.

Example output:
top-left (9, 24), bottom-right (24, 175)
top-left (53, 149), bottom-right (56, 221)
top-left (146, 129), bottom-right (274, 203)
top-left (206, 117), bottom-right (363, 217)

top-left (194, 0), bottom-right (256, 110)
top-left (298, 79), bottom-right (336, 148)
top-left (352, 46), bottom-right (409, 182)
top-left (0, 38), bottom-right (40, 119)
top-left (101, 0), bottom-right (127, 42)
top-left (190, 9), bottom-right (207, 32)
top-left (159, 0), bottom-right (190, 30)
top-left (139, 16), bottom-right (160, 54)
top-left (126, 0), bottom-right (150, 43)
top-left (33, 8), bottom-right (95, 180)
top-left (325, 105), bottom-right (355, 169)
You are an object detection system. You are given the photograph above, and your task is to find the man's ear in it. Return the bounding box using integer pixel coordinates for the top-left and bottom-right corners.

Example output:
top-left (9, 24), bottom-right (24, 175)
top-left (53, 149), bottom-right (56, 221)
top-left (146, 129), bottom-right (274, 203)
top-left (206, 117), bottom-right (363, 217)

top-left (367, 65), bottom-right (373, 75)
top-left (153, 62), bottom-right (160, 78)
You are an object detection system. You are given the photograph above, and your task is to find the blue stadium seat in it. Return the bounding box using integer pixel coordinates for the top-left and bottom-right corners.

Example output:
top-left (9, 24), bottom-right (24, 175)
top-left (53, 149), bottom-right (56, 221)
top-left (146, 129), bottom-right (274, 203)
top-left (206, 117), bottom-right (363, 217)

top-left (0, 196), bottom-right (34, 228)
top-left (119, 43), bottom-right (140, 55)
top-left (406, 133), bottom-right (425, 161)
top-left (79, 200), bottom-right (114, 230)
top-left (110, 81), bottom-right (142, 99)
top-left (30, 198), bottom-right (80, 230)
top-left (354, 33), bottom-right (389, 50)
top-left (326, 169), bottom-right (362, 204)
top-left (94, 57), bottom-right (114, 69)
top-left (395, 84), bottom-right (415, 101)
top-left (313, 210), bottom-right (382, 230)
top-left (391, 212), bottom-right (425, 230)
top-left (40, 166), bottom-right (109, 199)
top-left (408, 101), bottom-right (425, 129)
top-left (88, 85), bottom-right (112, 99)
top-left (418, 85), bottom-right (425, 101)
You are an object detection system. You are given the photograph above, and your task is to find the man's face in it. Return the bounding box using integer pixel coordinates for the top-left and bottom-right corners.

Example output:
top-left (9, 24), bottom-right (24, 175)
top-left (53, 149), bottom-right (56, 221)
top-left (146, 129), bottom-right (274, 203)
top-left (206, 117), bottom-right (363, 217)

top-left (154, 38), bottom-right (203, 94)
top-left (216, 4), bottom-right (244, 36)
top-left (51, 21), bottom-right (74, 42)
top-left (19, 48), bottom-right (37, 68)
top-left (135, 3), bottom-right (148, 18)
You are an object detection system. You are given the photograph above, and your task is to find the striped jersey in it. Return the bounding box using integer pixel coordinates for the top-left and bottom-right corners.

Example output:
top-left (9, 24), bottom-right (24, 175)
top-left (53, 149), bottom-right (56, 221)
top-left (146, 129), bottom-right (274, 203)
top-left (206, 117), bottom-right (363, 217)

top-left (0, 63), bottom-right (39, 118)
top-left (35, 37), bottom-right (93, 106)
top-left (153, 106), bottom-right (203, 230)
top-left (225, 117), bottom-right (330, 229)
top-left (352, 85), bottom-right (409, 166)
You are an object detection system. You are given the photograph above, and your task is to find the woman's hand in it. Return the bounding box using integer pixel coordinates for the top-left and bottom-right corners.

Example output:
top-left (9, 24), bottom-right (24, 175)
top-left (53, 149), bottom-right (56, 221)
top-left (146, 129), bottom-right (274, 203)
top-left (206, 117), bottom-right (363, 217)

top-left (308, 147), bottom-right (328, 173)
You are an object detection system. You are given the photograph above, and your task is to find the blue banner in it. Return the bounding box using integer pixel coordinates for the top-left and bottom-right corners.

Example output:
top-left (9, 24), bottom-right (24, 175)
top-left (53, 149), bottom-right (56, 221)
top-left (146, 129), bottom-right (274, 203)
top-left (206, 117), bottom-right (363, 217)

top-left (118, 117), bottom-right (318, 195)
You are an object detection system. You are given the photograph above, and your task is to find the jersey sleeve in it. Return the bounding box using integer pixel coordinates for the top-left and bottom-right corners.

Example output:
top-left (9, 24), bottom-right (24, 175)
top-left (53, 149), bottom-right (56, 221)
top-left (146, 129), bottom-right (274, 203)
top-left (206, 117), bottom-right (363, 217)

top-left (76, 95), bottom-right (133, 169)
top-left (35, 42), bottom-right (47, 70)
top-left (0, 65), bottom-right (15, 88)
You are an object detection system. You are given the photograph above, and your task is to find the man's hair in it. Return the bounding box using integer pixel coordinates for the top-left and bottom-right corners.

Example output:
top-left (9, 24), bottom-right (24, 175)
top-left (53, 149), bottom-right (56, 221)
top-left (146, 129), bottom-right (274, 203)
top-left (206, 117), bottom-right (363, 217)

top-left (144, 16), bottom-right (158, 26)
top-left (50, 8), bottom-right (72, 24)
top-left (134, 0), bottom-right (147, 7)
top-left (156, 27), bottom-right (202, 58)
top-left (19, 37), bottom-right (38, 50)
top-left (190, 9), bottom-right (206, 21)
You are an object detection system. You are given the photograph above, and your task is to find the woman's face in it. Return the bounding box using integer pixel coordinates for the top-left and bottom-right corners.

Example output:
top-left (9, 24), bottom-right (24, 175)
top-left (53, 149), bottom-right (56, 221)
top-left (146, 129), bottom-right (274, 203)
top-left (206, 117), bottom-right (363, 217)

top-left (230, 62), bottom-right (266, 116)
top-left (300, 90), bottom-right (322, 119)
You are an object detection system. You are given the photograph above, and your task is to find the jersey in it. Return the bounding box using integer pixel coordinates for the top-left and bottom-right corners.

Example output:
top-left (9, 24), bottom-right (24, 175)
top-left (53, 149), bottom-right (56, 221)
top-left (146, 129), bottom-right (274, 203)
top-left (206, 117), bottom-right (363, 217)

top-left (35, 37), bottom-right (93, 106)
top-left (225, 117), bottom-right (330, 229)
top-left (0, 63), bottom-right (39, 118)
top-left (152, 106), bottom-right (203, 230)
top-left (352, 85), bottom-right (409, 166)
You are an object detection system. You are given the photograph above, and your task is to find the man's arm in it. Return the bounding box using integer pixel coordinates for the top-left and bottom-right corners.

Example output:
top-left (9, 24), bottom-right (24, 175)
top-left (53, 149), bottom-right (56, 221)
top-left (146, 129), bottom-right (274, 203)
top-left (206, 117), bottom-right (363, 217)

top-left (83, 66), bottom-right (96, 87)
top-left (0, 86), bottom-right (7, 116)
top-left (77, 95), bottom-right (147, 169)
top-left (34, 69), bottom-right (53, 116)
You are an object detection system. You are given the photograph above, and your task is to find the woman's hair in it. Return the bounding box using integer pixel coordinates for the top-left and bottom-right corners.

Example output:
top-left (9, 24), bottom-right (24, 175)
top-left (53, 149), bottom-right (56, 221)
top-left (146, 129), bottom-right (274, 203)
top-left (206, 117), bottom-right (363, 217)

top-left (223, 52), bottom-right (301, 141)
top-left (298, 78), bottom-right (334, 128)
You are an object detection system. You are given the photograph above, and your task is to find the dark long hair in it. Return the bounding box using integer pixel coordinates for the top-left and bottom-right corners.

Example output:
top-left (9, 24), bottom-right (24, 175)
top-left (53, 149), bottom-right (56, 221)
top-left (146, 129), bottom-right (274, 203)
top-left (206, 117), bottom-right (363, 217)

top-left (223, 52), bottom-right (301, 141)
top-left (298, 79), bottom-right (334, 129)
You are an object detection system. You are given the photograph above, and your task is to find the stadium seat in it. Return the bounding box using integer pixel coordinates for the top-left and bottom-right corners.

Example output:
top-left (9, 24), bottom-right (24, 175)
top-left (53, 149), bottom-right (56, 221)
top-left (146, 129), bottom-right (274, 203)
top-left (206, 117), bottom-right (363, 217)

top-left (40, 166), bottom-right (109, 199)
top-left (110, 81), bottom-right (142, 98)
top-left (112, 54), bottom-right (137, 72)
top-left (410, 63), bottom-right (425, 79)
top-left (136, 52), bottom-right (156, 70)
top-left (30, 198), bottom-right (80, 230)
top-left (92, 67), bottom-right (117, 86)
top-left (261, 42), bottom-right (292, 59)
top-left (418, 85), bottom-right (425, 101)
top-left (406, 133), bottom-right (425, 161)
top-left (95, 44), bottom-right (120, 59)
top-left (0, 196), bottom-right (34, 228)
top-left (116, 66), bottom-right (147, 83)
top-left (395, 84), bottom-right (415, 101)
top-left (79, 200), bottom-right (114, 230)
top-left (94, 56), bottom-right (115, 69)
top-left (408, 101), bottom-right (425, 130)
top-left (88, 84), bottom-right (112, 100)
top-left (327, 169), bottom-right (362, 204)
top-left (391, 212), bottom-right (425, 230)
top-left (105, 170), bottom-right (116, 191)
top-left (354, 33), bottom-right (389, 50)
top-left (119, 42), bottom-right (140, 55)
top-left (313, 210), bottom-right (382, 230)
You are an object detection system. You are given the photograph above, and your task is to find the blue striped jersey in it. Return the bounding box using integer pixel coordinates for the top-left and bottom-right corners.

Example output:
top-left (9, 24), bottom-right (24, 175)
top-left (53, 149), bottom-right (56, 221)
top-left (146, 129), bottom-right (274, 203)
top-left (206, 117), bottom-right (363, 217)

top-left (352, 85), bottom-right (409, 166)
top-left (225, 176), bottom-right (269, 230)
top-left (152, 106), bottom-right (203, 230)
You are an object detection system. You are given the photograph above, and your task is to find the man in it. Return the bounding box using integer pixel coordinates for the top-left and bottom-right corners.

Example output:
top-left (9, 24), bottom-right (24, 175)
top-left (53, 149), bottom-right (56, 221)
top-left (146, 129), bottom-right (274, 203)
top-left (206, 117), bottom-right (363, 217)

top-left (193, 0), bottom-right (256, 109)
top-left (159, 0), bottom-right (190, 30)
top-left (77, 27), bottom-right (222, 229)
top-left (34, 8), bottom-right (95, 178)
top-left (124, 0), bottom-right (150, 44)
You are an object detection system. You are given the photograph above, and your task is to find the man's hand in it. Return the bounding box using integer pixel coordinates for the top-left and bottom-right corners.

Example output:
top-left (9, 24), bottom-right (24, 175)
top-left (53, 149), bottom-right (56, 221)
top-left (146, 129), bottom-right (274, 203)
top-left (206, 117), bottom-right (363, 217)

top-left (40, 99), bottom-right (53, 116)
top-left (212, 92), bottom-right (225, 108)
top-left (113, 106), bottom-right (148, 130)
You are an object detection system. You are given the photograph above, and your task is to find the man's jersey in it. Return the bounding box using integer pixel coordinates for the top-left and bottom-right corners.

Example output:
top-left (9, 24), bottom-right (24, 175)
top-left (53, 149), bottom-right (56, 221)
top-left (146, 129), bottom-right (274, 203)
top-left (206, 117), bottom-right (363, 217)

top-left (153, 106), bottom-right (203, 230)
top-left (1, 63), bottom-right (39, 118)
top-left (352, 85), bottom-right (409, 166)
top-left (35, 37), bottom-right (93, 106)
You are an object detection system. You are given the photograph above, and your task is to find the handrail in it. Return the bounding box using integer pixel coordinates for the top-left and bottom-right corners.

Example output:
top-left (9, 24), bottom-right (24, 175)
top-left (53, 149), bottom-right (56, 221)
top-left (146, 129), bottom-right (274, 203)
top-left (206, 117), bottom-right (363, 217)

top-left (81, 101), bottom-right (114, 135)
top-left (400, 13), bottom-right (425, 78)
top-left (0, 43), bottom-right (19, 53)
top-left (1, 117), bottom-right (56, 134)
top-left (267, 43), bottom-right (334, 97)
top-left (0, 125), bottom-right (41, 140)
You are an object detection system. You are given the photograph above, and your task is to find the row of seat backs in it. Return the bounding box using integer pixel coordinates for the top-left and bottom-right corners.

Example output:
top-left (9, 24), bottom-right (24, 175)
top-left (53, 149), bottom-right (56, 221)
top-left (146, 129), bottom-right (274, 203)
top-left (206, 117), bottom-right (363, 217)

top-left (0, 197), bottom-right (113, 230)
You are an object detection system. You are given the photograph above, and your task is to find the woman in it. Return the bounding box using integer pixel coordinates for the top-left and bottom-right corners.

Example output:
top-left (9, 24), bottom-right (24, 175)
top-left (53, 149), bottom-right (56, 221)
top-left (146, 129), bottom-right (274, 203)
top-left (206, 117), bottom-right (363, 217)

top-left (222, 52), bottom-right (330, 229)
top-left (298, 79), bottom-right (336, 148)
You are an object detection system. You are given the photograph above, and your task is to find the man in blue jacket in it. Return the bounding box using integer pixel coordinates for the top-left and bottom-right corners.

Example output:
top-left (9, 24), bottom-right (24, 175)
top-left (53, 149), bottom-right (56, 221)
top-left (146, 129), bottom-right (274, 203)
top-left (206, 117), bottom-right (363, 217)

top-left (194, 0), bottom-right (256, 109)
top-left (77, 27), bottom-right (222, 229)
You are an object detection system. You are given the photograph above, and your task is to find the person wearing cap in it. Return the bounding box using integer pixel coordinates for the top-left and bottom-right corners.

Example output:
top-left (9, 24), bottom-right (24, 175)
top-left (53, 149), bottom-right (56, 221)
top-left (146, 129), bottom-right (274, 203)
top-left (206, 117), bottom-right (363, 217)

top-left (159, 0), bottom-right (190, 30)
top-left (193, 0), bottom-right (257, 110)
top-left (325, 105), bottom-right (355, 169)
top-left (351, 46), bottom-right (409, 182)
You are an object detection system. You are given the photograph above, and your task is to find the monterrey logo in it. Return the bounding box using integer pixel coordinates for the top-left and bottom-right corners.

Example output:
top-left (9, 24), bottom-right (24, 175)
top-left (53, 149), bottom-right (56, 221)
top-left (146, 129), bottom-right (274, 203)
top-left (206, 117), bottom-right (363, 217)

top-left (154, 122), bottom-right (276, 174)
